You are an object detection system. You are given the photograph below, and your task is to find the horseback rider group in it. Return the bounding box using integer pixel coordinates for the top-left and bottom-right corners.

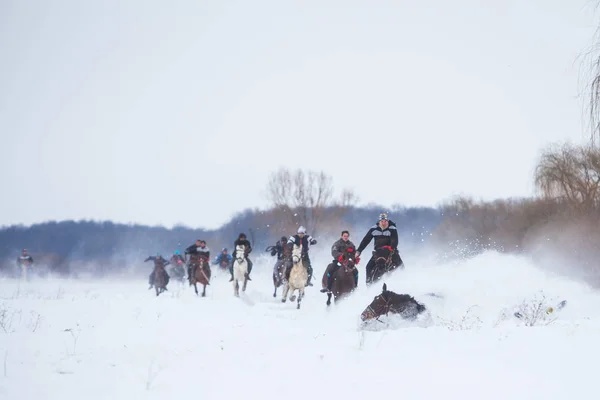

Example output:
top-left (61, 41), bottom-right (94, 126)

top-left (144, 211), bottom-right (403, 293)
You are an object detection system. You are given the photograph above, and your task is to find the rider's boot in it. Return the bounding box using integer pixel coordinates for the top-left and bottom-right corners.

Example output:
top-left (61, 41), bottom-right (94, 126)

top-left (320, 274), bottom-right (334, 293)
top-left (306, 265), bottom-right (313, 286)
top-left (245, 259), bottom-right (253, 281)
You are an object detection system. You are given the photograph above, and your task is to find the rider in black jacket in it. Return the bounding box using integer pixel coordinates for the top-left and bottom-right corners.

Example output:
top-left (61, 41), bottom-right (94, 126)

top-left (356, 212), bottom-right (404, 284)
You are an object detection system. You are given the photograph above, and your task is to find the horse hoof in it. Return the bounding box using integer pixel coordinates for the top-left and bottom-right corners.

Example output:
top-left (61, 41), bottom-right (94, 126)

top-left (273, 293), bottom-right (276, 298)
top-left (281, 299), bottom-right (286, 303)
top-left (202, 293), bottom-right (206, 297)
top-left (290, 295), bottom-right (296, 302)
top-left (297, 303), bottom-right (301, 309)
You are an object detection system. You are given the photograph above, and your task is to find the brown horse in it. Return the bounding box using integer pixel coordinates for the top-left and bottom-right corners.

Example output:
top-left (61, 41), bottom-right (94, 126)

top-left (154, 264), bottom-right (168, 296)
top-left (322, 247), bottom-right (358, 306)
top-left (272, 256), bottom-right (289, 298)
top-left (360, 283), bottom-right (427, 323)
top-left (367, 246), bottom-right (402, 285)
top-left (191, 256), bottom-right (211, 297)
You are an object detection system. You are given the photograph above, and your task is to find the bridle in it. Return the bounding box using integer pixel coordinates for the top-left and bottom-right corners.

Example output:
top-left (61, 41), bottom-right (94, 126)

top-left (363, 294), bottom-right (392, 323)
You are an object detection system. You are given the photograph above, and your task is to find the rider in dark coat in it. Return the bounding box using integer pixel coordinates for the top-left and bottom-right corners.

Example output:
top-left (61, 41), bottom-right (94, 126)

top-left (355, 212), bottom-right (404, 284)
top-left (146, 254), bottom-right (170, 289)
top-left (321, 230), bottom-right (358, 292)
top-left (229, 233), bottom-right (253, 281)
top-left (285, 226), bottom-right (317, 286)
top-left (185, 240), bottom-right (211, 285)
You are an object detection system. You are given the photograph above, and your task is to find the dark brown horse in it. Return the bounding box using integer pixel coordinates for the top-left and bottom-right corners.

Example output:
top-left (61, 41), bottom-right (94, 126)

top-left (360, 283), bottom-right (427, 322)
top-left (367, 246), bottom-right (402, 284)
top-left (272, 256), bottom-right (289, 298)
top-left (322, 247), bottom-right (358, 306)
top-left (154, 263), bottom-right (167, 296)
top-left (191, 256), bottom-right (211, 297)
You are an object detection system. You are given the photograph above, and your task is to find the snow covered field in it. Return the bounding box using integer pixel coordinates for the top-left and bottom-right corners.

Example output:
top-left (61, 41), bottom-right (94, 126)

top-left (1, 251), bottom-right (599, 400)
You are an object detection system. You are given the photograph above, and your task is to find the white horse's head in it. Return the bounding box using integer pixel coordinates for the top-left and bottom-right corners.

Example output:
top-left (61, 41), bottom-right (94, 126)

top-left (236, 244), bottom-right (247, 263)
top-left (292, 243), bottom-right (303, 264)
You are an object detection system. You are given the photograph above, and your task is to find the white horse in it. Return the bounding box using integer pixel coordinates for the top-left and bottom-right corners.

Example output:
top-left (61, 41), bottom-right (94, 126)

top-left (281, 244), bottom-right (308, 309)
top-left (232, 244), bottom-right (249, 297)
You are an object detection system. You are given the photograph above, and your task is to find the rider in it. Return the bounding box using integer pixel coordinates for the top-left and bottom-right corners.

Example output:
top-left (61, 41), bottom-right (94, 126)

top-left (170, 250), bottom-right (186, 279)
top-left (285, 226), bottom-right (317, 287)
top-left (320, 230), bottom-right (358, 293)
top-left (269, 236), bottom-right (291, 279)
top-left (17, 248), bottom-right (34, 280)
top-left (355, 212), bottom-right (404, 284)
top-left (185, 240), bottom-right (211, 284)
top-left (145, 253), bottom-right (171, 289)
top-left (213, 248), bottom-right (233, 268)
top-left (229, 233), bottom-right (253, 282)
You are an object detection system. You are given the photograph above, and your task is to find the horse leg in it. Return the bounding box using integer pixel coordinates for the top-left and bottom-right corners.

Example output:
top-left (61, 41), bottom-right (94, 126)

top-left (242, 276), bottom-right (248, 292)
top-left (234, 281), bottom-right (240, 297)
top-left (326, 292), bottom-right (332, 306)
top-left (297, 288), bottom-right (304, 309)
top-left (289, 286), bottom-right (297, 302)
top-left (194, 282), bottom-right (198, 296)
top-left (281, 284), bottom-right (288, 303)
top-left (202, 284), bottom-right (206, 297)
top-left (155, 285), bottom-right (159, 296)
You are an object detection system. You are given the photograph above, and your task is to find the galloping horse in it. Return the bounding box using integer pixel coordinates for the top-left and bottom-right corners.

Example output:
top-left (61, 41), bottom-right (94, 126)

top-left (232, 244), bottom-right (249, 297)
top-left (191, 255), bottom-right (211, 297)
top-left (360, 283), bottom-right (427, 323)
top-left (272, 255), bottom-right (289, 298)
top-left (281, 244), bottom-right (307, 309)
top-left (368, 246), bottom-right (402, 284)
top-left (322, 247), bottom-right (358, 306)
top-left (154, 263), bottom-right (168, 296)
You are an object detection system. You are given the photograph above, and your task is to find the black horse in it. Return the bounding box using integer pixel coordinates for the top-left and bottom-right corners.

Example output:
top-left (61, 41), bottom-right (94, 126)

top-left (367, 246), bottom-right (403, 284)
top-left (360, 283), bottom-right (427, 322)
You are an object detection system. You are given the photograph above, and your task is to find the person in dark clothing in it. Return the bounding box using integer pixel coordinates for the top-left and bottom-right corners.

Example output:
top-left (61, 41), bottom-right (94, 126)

top-left (145, 254), bottom-right (170, 289)
top-left (321, 230), bottom-right (358, 292)
top-left (17, 248), bottom-right (34, 281)
top-left (229, 233), bottom-right (253, 281)
top-left (285, 226), bottom-right (317, 286)
top-left (269, 236), bottom-right (291, 277)
top-left (185, 240), bottom-right (211, 285)
top-left (355, 212), bottom-right (404, 284)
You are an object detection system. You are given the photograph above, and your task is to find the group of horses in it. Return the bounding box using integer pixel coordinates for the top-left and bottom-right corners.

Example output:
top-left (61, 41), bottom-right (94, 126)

top-left (152, 243), bottom-right (428, 323)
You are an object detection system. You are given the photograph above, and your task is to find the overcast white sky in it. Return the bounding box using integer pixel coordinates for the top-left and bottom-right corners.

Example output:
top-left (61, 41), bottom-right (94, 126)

top-left (1, 0), bottom-right (598, 229)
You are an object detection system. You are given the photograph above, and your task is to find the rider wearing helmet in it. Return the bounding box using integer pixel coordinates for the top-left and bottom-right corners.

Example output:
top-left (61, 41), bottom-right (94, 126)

top-left (170, 250), bottom-right (185, 265)
top-left (355, 212), bottom-right (404, 284)
top-left (285, 226), bottom-right (317, 287)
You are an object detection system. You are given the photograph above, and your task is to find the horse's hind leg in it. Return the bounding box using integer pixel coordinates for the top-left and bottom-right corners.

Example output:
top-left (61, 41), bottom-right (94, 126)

top-left (194, 282), bottom-right (198, 296)
top-left (281, 285), bottom-right (289, 303)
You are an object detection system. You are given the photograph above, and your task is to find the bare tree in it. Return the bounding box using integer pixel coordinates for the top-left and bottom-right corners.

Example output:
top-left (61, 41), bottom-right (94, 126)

top-left (265, 167), bottom-right (358, 236)
top-left (534, 142), bottom-right (600, 211)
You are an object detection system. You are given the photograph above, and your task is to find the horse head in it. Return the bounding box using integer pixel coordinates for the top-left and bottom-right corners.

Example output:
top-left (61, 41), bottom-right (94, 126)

top-left (339, 246), bottom-right (358, 271)
top-left (236, 244), bottom-right (247, 264)
top-left (360, 283), bottom-right (391, 322)
top-left (292, 243), bottom-right (303, 264)
top-left (374, 246), bottom-right (393, 271)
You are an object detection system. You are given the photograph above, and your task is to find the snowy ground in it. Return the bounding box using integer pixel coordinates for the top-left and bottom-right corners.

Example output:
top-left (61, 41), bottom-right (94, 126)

top-left (1, 250), bottom-right (599, 400)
